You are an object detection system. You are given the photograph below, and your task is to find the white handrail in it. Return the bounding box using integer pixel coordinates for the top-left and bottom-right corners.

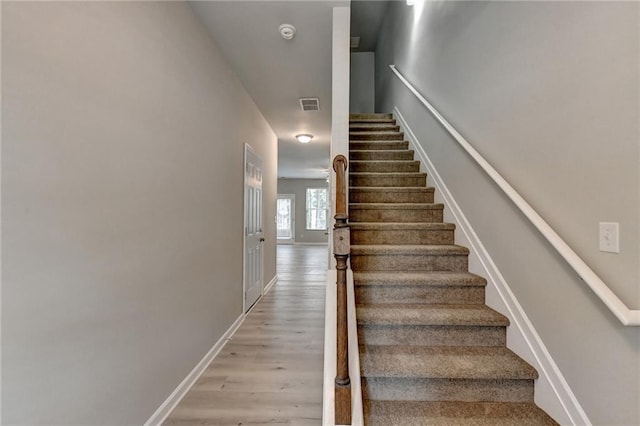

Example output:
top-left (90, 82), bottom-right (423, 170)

top-left (389, 64), bottom-right (640, 326)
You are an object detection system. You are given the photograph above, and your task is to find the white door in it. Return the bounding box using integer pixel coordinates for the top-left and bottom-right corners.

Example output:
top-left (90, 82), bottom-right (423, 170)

top-left (276, 195), bottom-right (295, 244)
top-left (244, 144), bottom-right (264, 311)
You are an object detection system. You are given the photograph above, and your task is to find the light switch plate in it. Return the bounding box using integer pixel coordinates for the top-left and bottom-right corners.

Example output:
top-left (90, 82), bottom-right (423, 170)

top-left (599, 222), bottom-right (619, 253)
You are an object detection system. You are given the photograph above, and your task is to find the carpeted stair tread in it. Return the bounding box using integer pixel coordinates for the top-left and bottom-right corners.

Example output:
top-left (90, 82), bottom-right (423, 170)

top-left (349, 112), bottom-right (556, 424)
top-left (350, 202), bottom-right (443, 210)
top-left (350, 222), bottom-right (456, 245)
top-left (351, 160), bottom-right (419, 164)
top-left (364, 400), bottom-right (558, 425)
top-left (349, 141), bottom-right (407, 146)
top-left (351, 244), bottom-right (469, 256)
top-left (350, 120), bottom-right (396, 125)
top-left (350, 160), bottom-right (421, 173)
top-left (350, 204), bottom-right (444, 224)
top-left (354, 271), bottom-right (486, 287)
top-left (350, 245), bottom-right (470, 273)
top-left (350, 113), bottom-right (393, 119)
top-left (360, 345), bottom-right (538, 380)
top-left (350, 187), bottom-right (435, 204)
top-left (350, 173), bottom-right (427, 187)
top-left (350, 124), bottom-right (400, 132)
top-left (350, 186), bottom-right (433, 193)
top-left (349, 130), bottom-right (401, 133)
top-left (349, 120), bottom-right (397, 126)
top-left (350, 131), bottom-right (404, 141)
top-left (350, 150), bottom-right (416, 161)
top-left (350, 222), bottom-right (455, 231)
top-left (356, 303), bottom-right (509, 327)
top-left (350, 171), bottom-right (427, 177)
top-left (349, 141), bottom-right (409, 150)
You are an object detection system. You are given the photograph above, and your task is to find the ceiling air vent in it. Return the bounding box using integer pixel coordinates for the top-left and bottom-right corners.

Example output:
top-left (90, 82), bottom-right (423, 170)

top-left (299, 98), bottom-right (320, 112)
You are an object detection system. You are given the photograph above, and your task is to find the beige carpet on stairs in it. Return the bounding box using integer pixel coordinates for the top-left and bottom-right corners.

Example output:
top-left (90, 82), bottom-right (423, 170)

top-left (348, 113), bottom-right (558, 425)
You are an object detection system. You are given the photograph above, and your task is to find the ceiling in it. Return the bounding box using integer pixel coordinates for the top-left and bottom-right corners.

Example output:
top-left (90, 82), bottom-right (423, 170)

top-left (190, 1), bottom-right (388, 179)
top-left (351, 1), bottom-right (390, 52)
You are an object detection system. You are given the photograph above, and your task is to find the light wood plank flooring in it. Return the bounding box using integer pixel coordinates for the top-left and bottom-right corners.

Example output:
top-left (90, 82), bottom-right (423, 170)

top-left (165, 245), bottom-right (328, 426)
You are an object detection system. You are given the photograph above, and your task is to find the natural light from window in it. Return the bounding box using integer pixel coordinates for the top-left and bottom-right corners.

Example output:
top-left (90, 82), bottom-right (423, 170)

top-left (306, 188), bottom-right (328, 230)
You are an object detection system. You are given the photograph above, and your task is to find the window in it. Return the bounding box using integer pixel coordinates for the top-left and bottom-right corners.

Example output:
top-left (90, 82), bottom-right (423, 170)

top-left (276, 196), bottom-right (294, 240)
top-left (306, 188), bottom-right (328, 230)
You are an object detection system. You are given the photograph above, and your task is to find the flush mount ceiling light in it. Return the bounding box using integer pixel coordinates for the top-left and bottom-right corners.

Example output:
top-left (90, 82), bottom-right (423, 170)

top-left (296, 134), bottom-right (313, 144)
top-left (279, 24), bottom-right (296, 40)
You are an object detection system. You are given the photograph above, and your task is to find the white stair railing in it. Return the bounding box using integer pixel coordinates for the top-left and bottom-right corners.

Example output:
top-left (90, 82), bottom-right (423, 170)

top-left (389, 64), bottom-right (640, 326)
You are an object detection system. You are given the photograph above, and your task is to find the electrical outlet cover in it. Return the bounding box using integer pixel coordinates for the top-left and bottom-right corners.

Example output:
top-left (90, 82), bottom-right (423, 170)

top-left (599, 222), bottom-right (619, 253)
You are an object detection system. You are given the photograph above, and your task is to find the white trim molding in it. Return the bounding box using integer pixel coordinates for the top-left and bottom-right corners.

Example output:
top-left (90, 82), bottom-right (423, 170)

top-left (389, 64), bottom-right (640, 326)
top-left (144, 314), bottom-right (246, 426)
top-left (322, 269), bottom-right (363, 426)
top-left (394, 107), bottom-right (590, 426)
top-left (263, 274), bottom-right (278, 295)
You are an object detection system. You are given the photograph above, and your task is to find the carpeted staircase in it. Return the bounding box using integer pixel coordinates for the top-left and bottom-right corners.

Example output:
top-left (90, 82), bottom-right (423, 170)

top-left (348, 113), bottom-right (558, 425)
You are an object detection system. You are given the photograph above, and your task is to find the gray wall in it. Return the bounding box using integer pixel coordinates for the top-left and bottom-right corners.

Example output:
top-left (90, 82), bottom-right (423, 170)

top-left (350, 52), bottom-right (375, 113)
top-left (375, 1), bottom-right (639, 425)
top-left (278, 179), bottom-right (329, 244)
top-left (2, 2), bottom-right (277, 424)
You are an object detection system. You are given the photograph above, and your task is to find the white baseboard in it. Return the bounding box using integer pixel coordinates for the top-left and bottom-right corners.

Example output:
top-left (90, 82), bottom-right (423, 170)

top-left (293, 242), bottom-right (329, 246)
top-left (322, 271), bottom-right (337, 425)
top-left (145, 274), bottom-right (278, 425)
top-left (394, 106), bottom-right (589, 426)
top-left (264, 274), bottom-right (278, 294)
top-left (144, 314), bottom-right (246, 426)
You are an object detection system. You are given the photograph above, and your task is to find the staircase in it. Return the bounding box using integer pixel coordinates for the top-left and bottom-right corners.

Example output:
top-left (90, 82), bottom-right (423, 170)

top-left (348, 113), bottom-right (558, 425)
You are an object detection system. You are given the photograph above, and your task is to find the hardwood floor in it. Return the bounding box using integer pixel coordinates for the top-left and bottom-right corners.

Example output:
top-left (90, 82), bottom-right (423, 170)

top-left (164, 245), bottom-right (328, 426)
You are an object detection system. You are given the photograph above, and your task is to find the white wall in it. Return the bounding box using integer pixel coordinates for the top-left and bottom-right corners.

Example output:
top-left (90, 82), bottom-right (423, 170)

top-left (278, 179), bottom-right (329, 245)
top-left (350, 52), bottom-right (375, 113)
top-left (1, 2), bottom-right (277, 424)
top-left (375, 2), bottom-right (639, 425)
top-left (330, 6), bottom-right (351, 268)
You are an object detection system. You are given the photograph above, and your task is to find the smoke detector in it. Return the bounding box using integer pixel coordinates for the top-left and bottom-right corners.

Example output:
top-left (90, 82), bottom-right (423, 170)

top-left (279, 24), bottom-right (296, 40)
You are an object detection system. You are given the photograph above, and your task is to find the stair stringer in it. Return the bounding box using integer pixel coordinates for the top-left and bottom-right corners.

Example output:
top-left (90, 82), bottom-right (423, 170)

top-left (393, 106), bottom-right (590, 426)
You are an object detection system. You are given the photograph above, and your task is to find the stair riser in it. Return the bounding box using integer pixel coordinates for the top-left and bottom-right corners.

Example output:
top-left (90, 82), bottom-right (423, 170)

top-left (354, 285), bottom-right (485, 305)
top-left (357, 325), bottom-right (506, 347)
top-left (349, 120), bottom-right (397, 126)
top-left (351, 162), bottom-right (421, 173)
top-left (362, 378), bottom-right (535, 402)
top-left (350, 142), bottom-right (409, 150)
top-left (350, 132), bottom-right (404, 141)
top-left (351, 229), bottom-right (454, 245)
top-left (363, 401), bottom-right (558, 425)
top-left (350, 208), bottom-right (443, 223)
top-left (350, 190), bottom-right (434, 204)
top-left (350, 253), bottom-right (468, 272)
top-left (350, 150), bottom-right (415, 161)
top-left (350, 175), bottom-right (426, 187)
top-left (350, 113), bottom-right (393, 120)
top-left (350, 125), bottom-right (400, 132)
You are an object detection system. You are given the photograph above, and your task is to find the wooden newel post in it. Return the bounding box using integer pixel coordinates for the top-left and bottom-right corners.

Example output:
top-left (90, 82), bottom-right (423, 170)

top-left (333, 155), bottom-right (351, 425)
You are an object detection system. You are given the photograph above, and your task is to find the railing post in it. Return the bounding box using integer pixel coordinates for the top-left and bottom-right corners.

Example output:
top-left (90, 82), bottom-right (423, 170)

top-left (332, 154), bottom-right (351, 425)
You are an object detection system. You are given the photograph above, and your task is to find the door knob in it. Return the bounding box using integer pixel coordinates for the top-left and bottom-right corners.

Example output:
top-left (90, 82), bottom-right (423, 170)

top-left (259, 238), bottom-right (265, 242)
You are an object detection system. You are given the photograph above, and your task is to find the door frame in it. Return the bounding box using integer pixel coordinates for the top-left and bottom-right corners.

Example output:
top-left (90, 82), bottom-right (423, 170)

top-left (276, 194), bottom-right (295, 244)
top-left (242, 143), bottom-right (264, 313)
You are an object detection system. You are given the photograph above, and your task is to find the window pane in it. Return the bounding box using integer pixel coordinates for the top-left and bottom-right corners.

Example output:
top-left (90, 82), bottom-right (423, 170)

top-left (277, 198), bottom-right (292, 239)
top-left (306, 188), bottom-right (328, 230)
